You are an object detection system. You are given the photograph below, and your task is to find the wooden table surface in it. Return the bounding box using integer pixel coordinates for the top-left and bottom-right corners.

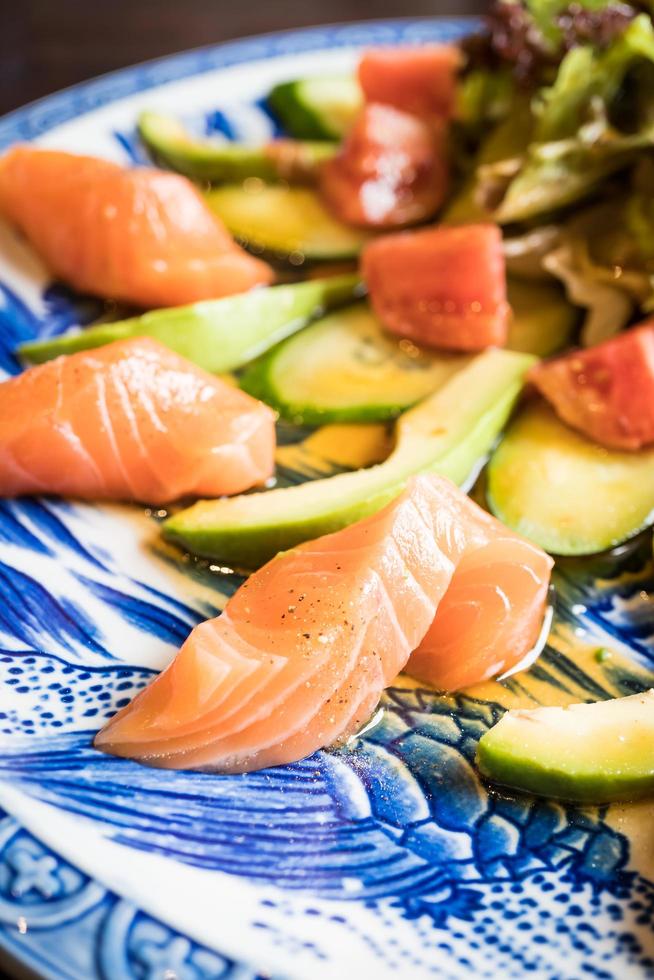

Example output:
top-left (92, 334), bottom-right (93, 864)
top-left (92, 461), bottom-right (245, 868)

top-left (1, 0), bottom-right (488, 116)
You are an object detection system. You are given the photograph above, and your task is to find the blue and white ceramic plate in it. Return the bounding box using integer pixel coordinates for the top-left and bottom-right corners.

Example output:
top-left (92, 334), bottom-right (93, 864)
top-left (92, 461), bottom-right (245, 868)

top-left (0, 18), bottom-right (653, 980)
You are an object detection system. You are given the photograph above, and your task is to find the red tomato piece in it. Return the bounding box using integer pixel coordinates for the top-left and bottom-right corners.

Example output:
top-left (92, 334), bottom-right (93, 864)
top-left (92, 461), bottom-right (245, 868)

top-left (362, 224), bottom-right (509, 351)
top-left (319, 103), bottom-right (449, 229)
top-left (528, 323), bottom-right (654, 451)
top-left (358, 44), bottom-right (461, 121)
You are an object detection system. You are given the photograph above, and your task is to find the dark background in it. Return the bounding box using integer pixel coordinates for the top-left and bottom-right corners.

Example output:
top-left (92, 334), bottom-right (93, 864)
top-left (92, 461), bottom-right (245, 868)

top-left (1, 0), bottom-right (488, 116)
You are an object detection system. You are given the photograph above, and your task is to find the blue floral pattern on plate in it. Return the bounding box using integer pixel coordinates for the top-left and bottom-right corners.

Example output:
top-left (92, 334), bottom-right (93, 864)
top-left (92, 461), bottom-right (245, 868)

top-left (0, 17), bottom-right (652, 980)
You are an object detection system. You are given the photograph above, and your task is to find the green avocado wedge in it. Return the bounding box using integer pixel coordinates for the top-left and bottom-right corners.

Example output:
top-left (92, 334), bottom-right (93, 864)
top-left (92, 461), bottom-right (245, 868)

top-left (506, 278), bottom-right (580, 357)
top-left (487, 399), bottom-right (654, 556)
top-left (206, 184), bottom-right (371, 262)
top-left (477, 690), bottom-right (654, 803)
top-left (163, 348), bottom-right (536, 567)
top-left (138, 110), bottom-right (336, 183)
top-left (240, 302), bottom-right (472, 425)
top-left (17, 274), bottom-right (361, 371)
top-left (267, 75), bottom-right (362, 140)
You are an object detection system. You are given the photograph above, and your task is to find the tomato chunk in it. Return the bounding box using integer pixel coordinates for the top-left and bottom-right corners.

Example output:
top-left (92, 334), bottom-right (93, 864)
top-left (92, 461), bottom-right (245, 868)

top-left (358, 44), bottom-right (461, 121)
top-left (362, 224), bottom-right (509, 351)
top-left (319, 103), bottom-right (449, 229)
top-left (528, 323), bottom-right (654, 450)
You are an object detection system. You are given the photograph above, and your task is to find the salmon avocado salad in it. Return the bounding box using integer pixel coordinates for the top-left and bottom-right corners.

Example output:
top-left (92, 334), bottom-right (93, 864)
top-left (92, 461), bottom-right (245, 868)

top-left (1, 0), bottom-right (653, 804)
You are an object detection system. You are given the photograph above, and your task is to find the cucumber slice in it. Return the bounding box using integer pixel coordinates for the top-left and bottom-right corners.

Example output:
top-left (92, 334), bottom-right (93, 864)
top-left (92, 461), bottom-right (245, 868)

top-left (240, 280), bottom-right (575, 425)
top-left (268, 75), bottom-right (362, 140)
top-left (206, 184), bottom-right (370, 262)
top-left (506, 278), bottom-right (580, 357)
top-left (487, 400), bottom-right (654, 555)
top-left (17, 274), bottom-right (361, 371)
top-left (138, 110), bottom-right (336, 183)
top-left (163, 349), bottom-right (535, 567)
top-left (477, 690), bottom-right (654, 803)
top-left (241, 302), bottom-right (470, 424)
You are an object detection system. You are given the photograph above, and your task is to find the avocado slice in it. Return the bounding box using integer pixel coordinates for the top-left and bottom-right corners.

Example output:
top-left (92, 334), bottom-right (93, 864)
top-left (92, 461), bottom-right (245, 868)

top-left (477, 690), bottom-right (654, 803)
top-left (487, 399), bottom-right (654, 555)
top-left (138, 110), bottom-right (336, 183)
top-left (163, 348), bottom-right (535, 567)
top-left (506, 278), bottom-right (579, 357)
top-left (17, 274), bottom-right (361, 371)
top-left (206, 184), bottom-right (371, 262)
top-left (267, 75), bottom-right (362, 140)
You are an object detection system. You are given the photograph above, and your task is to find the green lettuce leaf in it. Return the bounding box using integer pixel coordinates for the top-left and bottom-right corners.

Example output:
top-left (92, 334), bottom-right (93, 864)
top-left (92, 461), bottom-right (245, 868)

top-left (543, 241), bottom-right (635, 345)
top-left (525, 0), bottom-right (627, 50)
top-left (625, 159), bottom-right (654, 261)
top-left (535, 14), bottom-right (654, 141)
top-left (492, 126), bottom-right (650, 223)
top-left (456, 68), bottom-right (514, 131)
top-left (541, 195), bottom-right (654, 342)
top-left (485, 14), bottom-right (654, 222)
top-left (444, 96), bottom-right (534, 224)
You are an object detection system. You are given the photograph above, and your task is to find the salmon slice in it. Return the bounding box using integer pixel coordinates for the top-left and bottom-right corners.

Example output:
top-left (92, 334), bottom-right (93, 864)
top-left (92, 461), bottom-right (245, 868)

top-left (0, 146), bottom-right (273, 307)
top-left (0, 337), bottom-right (275, 503)
top-left (407, 524), bottom-right (553, 692)
top-left (95, 474), bottom-right (552, 773)
top-left (95, 475), bottom-right (484, 772)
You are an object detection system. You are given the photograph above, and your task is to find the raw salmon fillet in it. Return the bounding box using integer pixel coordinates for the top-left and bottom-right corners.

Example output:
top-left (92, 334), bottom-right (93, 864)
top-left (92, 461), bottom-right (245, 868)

top-left (407, 534), bottom-right (553, 692)
top-left (0, 146), bottom-right (273, 308)
top-left (0, 337), bottom-right (275, 503)
top-left (95, 474), bottom-right (551, 773)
